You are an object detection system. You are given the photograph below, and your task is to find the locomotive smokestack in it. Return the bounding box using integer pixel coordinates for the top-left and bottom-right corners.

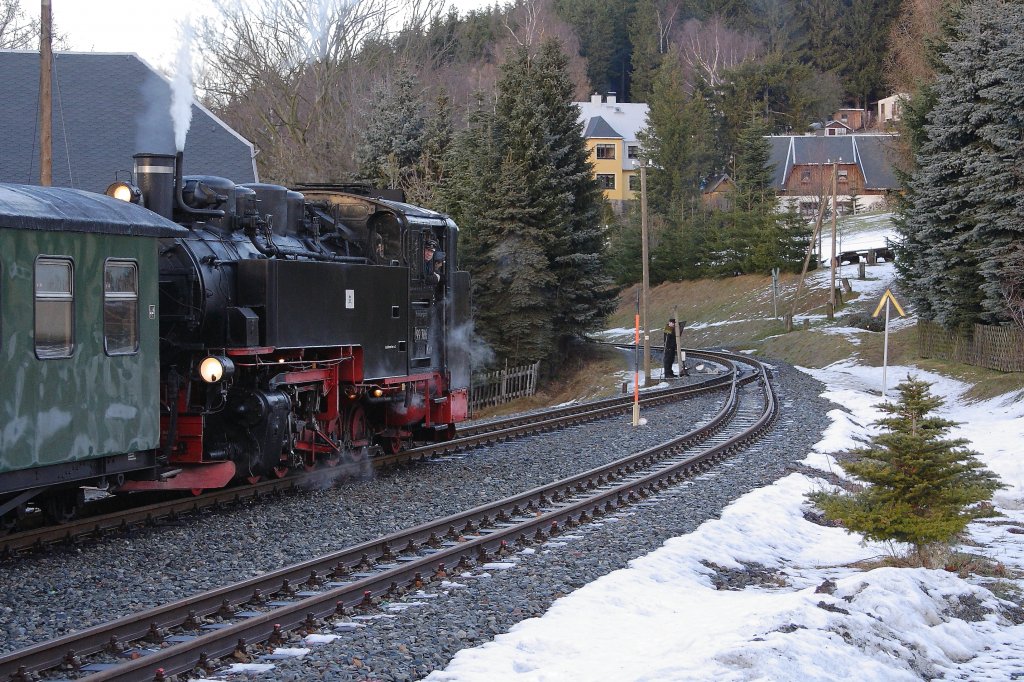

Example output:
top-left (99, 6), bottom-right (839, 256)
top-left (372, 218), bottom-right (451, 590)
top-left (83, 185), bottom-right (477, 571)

top-left (133, 152), bottom-right (176, 219)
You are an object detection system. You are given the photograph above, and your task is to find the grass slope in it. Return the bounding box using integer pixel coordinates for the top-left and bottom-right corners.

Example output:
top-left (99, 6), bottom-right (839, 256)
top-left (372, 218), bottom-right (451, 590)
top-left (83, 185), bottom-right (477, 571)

top-left (477, 212), bottom-right (1024, 415)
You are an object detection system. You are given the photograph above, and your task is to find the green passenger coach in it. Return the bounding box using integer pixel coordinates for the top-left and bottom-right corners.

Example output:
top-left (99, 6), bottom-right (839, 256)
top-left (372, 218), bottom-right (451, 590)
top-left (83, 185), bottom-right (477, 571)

top-left (0, 184), bottom-right (187, 522)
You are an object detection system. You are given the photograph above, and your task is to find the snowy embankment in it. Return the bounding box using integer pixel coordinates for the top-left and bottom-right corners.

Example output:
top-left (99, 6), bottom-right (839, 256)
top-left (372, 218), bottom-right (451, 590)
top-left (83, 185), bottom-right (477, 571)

top-left (423, 215), bottom-right (1024, 681)
top-left (423, 363), bottom-right (1024, 682)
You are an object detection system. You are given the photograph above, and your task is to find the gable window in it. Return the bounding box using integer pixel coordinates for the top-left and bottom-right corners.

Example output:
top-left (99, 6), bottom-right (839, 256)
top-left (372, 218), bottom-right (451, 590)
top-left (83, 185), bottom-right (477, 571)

top-left (800, 170), bottom-right (812, 184)
top-left (35, 257), bottom-right (74, 359)
top-left (837, 169), bottom-right (849, 183)
top-left (596, 144), bottom-right (616, 160)
top-left (627, 145), bottom-right (639, 159)
top-left (104, 260), bottom-right (139, 355)
top-left (597, 174), bottom-right (616, 189)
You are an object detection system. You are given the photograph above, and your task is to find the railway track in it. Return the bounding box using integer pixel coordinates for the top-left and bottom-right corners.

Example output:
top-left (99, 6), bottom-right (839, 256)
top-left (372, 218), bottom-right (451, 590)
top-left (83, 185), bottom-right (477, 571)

top-left (0, 350), bottom-right (735, 559)
top-left (0, 350), bottom-right (776, 681)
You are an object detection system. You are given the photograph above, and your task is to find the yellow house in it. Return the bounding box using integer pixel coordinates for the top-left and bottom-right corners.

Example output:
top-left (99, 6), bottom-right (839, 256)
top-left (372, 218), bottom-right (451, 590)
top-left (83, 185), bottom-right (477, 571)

top-left (576, 94), bottom-right (649, 212)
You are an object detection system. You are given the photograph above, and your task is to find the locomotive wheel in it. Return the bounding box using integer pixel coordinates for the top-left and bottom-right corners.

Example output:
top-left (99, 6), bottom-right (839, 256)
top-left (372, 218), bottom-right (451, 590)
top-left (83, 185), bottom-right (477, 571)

top-left (40, 490), bottom-right (80, 524)
top-left (381, 435), bottom-right (403, 455)
top-left (346, 403), bottom-right (370, 446)
top-left (273, 466), bottom-right (289, 478)
top-left (302, 452), bottom-right (318, 472)
top-left (0, 505), bottom-right (24, 535)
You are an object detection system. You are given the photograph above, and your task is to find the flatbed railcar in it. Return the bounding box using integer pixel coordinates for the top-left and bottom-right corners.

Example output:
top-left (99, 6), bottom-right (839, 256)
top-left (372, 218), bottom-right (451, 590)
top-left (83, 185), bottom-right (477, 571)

top-left (0, 152), bottom-right (471, 528)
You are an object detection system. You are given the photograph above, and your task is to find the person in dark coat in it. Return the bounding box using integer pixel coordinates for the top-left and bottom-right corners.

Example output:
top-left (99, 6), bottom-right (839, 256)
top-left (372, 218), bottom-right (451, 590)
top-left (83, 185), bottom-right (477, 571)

top-left (423, 238), bottom-right (444, 284)
top-left (663, 318), bottom-right (677, 378)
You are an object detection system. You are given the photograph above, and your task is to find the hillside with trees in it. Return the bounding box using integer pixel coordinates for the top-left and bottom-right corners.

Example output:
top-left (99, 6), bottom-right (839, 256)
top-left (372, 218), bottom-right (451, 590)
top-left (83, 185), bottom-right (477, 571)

top-left (177, 0), bottom-right (1019, 374)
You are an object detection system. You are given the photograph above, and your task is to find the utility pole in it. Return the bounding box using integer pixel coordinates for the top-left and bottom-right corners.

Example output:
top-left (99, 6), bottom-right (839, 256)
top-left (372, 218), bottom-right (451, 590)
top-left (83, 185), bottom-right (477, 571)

top-left (640, 160), bottom-right (651, 385)
top-left (39, 0), bottom-right (53, 186)
top-left (828, 160), bottom-right (838, 320)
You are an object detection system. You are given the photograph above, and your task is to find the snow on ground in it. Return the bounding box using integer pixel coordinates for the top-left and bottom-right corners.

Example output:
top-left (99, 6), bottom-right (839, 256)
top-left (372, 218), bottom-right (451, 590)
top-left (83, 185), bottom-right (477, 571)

top-left (420, 224), bottom-right (1024, 680)
top-left (423, 361), bottom-right (1024, 682)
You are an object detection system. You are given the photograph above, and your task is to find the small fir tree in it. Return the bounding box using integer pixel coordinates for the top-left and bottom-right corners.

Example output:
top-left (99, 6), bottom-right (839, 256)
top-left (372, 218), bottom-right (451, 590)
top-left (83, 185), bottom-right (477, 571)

top-left (809, 376), bottom-right (1002, 567)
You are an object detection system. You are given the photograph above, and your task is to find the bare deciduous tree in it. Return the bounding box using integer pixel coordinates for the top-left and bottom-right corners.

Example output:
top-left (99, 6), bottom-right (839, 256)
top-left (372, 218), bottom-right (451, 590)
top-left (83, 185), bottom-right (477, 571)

top-left (656, 1), bottom-right (680, 54)
top-left (196, 0), bottom-right (403, 183)
top-left (885, 0), bottom-right (963, 93)
top-left (1000, 244), bottom-right (1024, 330)
top-left (0, 0), bottom-right (37, 49)
top-left (672, 16), bottom-right (761, 89)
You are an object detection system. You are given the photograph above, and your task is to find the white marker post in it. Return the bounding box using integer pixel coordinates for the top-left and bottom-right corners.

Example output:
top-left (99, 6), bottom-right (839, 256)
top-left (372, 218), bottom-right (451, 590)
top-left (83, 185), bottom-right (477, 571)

top-left (872, 289), bottom-right (906, 397)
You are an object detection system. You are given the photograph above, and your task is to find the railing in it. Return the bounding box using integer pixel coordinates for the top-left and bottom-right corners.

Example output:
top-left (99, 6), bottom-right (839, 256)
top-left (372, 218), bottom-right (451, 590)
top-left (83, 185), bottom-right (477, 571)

top-left (917, 319), bottom-right (1024, 372)
top-left (469, 361), bottom-right (541, 413)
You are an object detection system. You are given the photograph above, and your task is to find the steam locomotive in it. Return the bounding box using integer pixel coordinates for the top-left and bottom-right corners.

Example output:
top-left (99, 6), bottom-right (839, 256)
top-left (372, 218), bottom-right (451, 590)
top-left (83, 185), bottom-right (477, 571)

top-left (0, 152), bottom-right (470, 526)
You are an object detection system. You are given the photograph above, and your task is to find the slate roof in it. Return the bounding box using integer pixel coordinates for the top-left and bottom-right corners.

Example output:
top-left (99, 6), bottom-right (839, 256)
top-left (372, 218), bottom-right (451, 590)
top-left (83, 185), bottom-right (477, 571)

top-left (0, 50), bottom-right (257, 194)
top-left (767, 135), bottom-right (899, 191)
top-left (583, 116), bottom-right (621, 139)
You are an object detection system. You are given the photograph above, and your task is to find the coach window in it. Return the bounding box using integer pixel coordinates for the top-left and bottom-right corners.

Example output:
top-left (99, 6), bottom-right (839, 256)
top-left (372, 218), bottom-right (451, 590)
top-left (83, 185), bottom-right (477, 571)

top-left (35, 257), bottom-right (74, 359)
top-left (595, 144), bottom-right (615, 160)
top-left (104, 260), bottom-right (139, 355)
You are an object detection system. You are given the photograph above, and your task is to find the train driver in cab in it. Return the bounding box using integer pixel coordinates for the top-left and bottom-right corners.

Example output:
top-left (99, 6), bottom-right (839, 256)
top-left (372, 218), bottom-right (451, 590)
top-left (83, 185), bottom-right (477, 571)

top-left (423, 237), bottom-right (445, 284)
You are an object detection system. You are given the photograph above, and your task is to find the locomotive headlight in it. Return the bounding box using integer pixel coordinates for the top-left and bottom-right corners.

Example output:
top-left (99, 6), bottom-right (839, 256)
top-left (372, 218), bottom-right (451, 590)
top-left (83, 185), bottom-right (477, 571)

top-left (371, 387), bottom-right (384, 398)
top-left (198, 356), bottom-right (235, 383)
top-left (104, 181), bottom-right (142, 204)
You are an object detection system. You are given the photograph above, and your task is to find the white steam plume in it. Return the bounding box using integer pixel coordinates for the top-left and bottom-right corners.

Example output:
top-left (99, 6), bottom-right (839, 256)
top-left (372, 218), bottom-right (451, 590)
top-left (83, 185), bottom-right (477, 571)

top-left (171, 22), bottom-right (194, 151)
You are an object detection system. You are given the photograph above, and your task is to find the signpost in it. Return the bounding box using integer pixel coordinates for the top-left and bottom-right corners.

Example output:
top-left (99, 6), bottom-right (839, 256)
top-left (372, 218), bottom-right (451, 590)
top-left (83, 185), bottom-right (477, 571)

top-left (633, 290), bottom-right (641, 426)
top-left (771, 267), bottom-right (779, 319)
top-left (872, 289), bottom-right (906, 397)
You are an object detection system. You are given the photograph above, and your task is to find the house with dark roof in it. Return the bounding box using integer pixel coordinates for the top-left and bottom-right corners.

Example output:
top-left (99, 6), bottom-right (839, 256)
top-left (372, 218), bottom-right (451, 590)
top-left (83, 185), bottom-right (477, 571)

top-left (0, 50), bottom-right (257, 194)
top-left (767, 134), bottom-right (899, 216)
top-left (575, 94), bottom-right (648, 211)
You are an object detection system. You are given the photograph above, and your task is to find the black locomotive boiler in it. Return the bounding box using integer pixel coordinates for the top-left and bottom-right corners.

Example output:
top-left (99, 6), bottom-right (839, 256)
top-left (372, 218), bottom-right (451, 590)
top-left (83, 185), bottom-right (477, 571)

top-left (0, 152), bottom-right (471, 522)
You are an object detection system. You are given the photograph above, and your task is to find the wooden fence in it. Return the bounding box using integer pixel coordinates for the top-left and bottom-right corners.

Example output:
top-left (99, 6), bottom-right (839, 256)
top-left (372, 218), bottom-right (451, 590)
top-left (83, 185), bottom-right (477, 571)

top-left (469, 361), bottom-right (541, 413)
top-left (917, 320), bottom-right (1024, 372)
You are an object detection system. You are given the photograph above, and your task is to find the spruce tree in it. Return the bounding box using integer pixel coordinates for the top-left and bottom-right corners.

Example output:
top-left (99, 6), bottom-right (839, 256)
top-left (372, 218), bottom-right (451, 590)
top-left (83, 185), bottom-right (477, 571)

top-left (407, 89), bottom-right (453, 207)
top-left (724, 115), bottom-right (801, 274)
top-left (896, 0), bottom-right (1024, 329)
top-left (472, 155), bottom-right (557, 364)
top-left (354, 67), bottom-right (426, 191)
top-left (535, 40), bottom-right (617, 355)
top-left (628, 0), bottom-right (662, 103)
top-left (638, 53), bottom-right (691, 217)
top-left (809, 376), bottom-right (1002, 567)
top-left (440, 93), bottom-right (498, 278)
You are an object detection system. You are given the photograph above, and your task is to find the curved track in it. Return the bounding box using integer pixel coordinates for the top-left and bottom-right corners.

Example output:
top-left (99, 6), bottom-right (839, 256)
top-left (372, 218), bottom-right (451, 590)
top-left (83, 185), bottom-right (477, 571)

top-left (0, 350), bottom-right (735, 559)
top-left (0, 350), bottom-right (777, 681)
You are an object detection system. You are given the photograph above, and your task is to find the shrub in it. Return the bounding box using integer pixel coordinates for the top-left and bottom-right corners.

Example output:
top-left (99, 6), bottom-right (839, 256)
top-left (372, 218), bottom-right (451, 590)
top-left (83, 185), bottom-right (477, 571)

top-left (808, 376), bottom-right (1003, 567)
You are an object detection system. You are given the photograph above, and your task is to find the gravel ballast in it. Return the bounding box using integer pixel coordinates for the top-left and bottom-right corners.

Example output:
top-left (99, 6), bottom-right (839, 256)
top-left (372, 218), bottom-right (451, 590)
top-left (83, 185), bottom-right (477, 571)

top-left (0, 360), bottom-right (832, 681)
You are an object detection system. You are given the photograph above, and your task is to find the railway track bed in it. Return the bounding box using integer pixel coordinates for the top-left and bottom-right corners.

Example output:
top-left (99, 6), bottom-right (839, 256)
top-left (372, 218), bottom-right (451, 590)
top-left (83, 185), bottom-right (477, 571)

top-left (0, 354), bottom-right (837, 681)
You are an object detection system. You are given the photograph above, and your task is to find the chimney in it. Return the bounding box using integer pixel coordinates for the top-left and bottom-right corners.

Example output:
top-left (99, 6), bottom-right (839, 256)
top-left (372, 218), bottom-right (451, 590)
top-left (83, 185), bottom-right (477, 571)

top-left (606, 92), bottom-right (617, 104)
top-left (590, 93), bottom-right (601, 104)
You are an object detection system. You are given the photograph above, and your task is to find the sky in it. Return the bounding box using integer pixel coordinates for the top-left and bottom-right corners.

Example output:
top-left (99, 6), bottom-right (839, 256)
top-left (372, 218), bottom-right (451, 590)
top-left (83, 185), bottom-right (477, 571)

top-left (27, 0), bottom-right (495, 72)
top-left (202, 220), bottom-right (1024, 680)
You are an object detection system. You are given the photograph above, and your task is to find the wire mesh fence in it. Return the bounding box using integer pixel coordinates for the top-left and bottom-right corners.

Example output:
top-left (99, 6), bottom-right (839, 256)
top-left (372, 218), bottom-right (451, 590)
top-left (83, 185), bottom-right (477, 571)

top-left (917, 320), bottom-right (1024, 372)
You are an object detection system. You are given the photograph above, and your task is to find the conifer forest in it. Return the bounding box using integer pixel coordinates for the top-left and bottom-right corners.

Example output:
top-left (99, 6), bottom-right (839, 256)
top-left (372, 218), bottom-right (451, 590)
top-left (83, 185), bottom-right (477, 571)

top-left (6, 0), bottom-right (1020, 370)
